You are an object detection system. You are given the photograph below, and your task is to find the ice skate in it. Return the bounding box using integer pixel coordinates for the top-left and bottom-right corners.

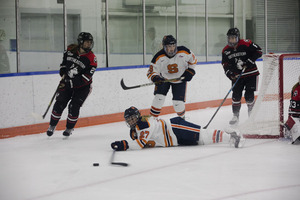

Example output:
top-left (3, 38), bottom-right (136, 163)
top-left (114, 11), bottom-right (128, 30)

top-left (229, 115), bottom-right (239, 125)
top-left (225, 128), bottom-right (245, 148)
top-left (229, 131), bottom-right (240, 148)
top-left (63, 128), bottom-right (73, 137)
top-left (46, 125), bottom-right (56, 137)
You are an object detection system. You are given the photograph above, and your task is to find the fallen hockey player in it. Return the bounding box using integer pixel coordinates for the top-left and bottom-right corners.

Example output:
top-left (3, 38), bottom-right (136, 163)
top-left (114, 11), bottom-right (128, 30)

top-left (111, 106), bottom-right (245, 151)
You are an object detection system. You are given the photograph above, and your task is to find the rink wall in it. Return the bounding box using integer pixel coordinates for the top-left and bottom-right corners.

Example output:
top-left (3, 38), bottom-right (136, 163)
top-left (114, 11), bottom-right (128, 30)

top-left (0, 61), bottom-right (263, 138)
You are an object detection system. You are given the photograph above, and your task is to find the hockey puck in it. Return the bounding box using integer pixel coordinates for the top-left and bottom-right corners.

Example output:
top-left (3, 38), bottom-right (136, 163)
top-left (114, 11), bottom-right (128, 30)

top-left (93, 163), bottom-right (99, 167)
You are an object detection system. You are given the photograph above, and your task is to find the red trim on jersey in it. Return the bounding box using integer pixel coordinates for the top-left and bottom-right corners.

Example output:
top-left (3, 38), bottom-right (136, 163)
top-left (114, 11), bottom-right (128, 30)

top-left (222, 39), bottom-right (253, 53)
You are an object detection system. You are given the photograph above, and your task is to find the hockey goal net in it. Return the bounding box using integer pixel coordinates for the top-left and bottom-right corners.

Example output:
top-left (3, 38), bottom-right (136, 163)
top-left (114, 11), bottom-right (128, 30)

top-left (238, 53), bottom-right (300, 138)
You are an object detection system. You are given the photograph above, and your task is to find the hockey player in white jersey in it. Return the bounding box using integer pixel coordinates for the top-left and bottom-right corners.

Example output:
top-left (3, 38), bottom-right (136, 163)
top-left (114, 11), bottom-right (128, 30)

top-left (111, 106), bottom-right (244, 151)
top-left (147, 35), bottom-right (197, 119)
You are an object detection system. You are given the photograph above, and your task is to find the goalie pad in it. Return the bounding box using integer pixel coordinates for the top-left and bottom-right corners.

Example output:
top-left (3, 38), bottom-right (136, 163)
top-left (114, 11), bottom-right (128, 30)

top-left (284, 116), bottom-right (300, 144)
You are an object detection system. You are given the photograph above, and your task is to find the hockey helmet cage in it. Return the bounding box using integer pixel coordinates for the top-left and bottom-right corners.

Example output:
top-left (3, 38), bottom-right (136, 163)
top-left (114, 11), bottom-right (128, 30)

top-left (77, 32), bottom-right (94, 52)
top-left (162, 35), bottom-right (177, 57)
top-left (162, 35), bottom-right (177, 46)
top-left (124, 106), bottom-right (141, 128)
top-left (227, 28), bottom-right (240, 47)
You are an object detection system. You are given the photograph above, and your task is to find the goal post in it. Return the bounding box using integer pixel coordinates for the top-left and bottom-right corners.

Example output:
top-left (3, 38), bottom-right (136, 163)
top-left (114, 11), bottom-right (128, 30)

top-left (238, 53), bottom-right (300, 139)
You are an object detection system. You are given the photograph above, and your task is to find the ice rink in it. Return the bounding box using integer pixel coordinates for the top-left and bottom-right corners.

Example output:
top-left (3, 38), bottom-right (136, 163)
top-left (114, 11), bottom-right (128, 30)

top-left (1, 105), bottom-right (300, 200)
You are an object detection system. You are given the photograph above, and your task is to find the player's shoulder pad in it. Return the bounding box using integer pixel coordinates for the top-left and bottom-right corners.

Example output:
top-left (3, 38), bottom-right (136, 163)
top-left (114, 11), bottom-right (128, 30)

top-left (86, 51), bottom-right (97, 66)
top-left (151, 49), bottom-right (166, 64)
top-left (222, 45), bottom-right (232, 53)
top-left (292, 83), bottom-right (300, 92)
top-left (238, 39), bottom-right (253, 47)
top-left (136, 119), bottom-right (150, 130)
top-left (177, 46), bottom-right (191, 54)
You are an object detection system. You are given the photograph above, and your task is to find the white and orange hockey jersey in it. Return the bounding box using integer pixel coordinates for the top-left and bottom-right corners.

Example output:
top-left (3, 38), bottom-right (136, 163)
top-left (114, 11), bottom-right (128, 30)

top-left (147, 46), bottom-right (197, 82)
top-left (128, 117), bottom-right (178, 150)
top-left (127, 116), bottom-right (234, 150)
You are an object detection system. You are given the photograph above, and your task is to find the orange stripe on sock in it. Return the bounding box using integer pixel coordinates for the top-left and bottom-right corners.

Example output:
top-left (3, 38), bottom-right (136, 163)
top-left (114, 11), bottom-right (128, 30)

top-left (220, 131), bottom-right (223, 142)
top-left (213, 130), bottom-right (217, 143)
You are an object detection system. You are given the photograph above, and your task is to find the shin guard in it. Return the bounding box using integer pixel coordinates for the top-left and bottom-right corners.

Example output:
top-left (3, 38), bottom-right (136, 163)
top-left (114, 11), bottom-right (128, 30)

top-left (150, 94), bottom-right (166, 117)
top-left (173, 100), bottom-right (185, 118)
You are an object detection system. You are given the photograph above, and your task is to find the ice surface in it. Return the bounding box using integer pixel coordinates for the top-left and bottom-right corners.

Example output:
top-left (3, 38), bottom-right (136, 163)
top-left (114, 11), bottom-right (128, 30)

top-left (0, 106), bottom-right (300, 200)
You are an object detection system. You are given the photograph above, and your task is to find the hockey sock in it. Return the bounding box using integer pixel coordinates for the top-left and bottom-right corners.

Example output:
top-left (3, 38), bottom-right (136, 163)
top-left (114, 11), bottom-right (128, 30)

top-left (67, 102), bottom-right (81, 129)
top-left (246, 100), bottom-right (255, 116)
top-left (173, 100), bottom-right (185, 118)
top-left (50, 101), bottom-right (68, 126)
top-left (150, 106), bottom-right (161, 118)
top-left (232, 100), bottom-right (241, 117)
top-left (199, 129), bottom-right (230, 145)
top-left (150, 94), bottom-right (166, 117)
top-left (66, 114), bottom-right (78, 129)
top-left (50, 110), bottom-right (62, 127)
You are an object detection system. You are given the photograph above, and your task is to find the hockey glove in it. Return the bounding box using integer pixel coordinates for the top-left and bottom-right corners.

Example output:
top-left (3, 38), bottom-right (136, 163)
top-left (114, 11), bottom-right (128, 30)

top-left (245, 58), bottom-right (255, 69)
top-left (111, 140), bottom-right (129, 151)
top-left (129, 128), bottom-right (137, 140)
top-left (58, 78), bottom-right (68, 90)
top-left (58, 82), bottom-right (65, 90)
top-left (152, 75), bottom-right (166, 85)
top-left (225, 70), bottom-right (237, 81)
top-left (181, 68), bottom-right (196, 81)
top-left (59, 66), bottom-right (67, 77)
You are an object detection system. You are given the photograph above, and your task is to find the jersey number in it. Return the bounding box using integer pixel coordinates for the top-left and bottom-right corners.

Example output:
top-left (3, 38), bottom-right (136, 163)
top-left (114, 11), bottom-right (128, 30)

top-left (290, 100), bottom-right (297, 108)
top-left (167, 64), bottom-right (178, 73)
top-left (139, 131), bottom-right (150, 139)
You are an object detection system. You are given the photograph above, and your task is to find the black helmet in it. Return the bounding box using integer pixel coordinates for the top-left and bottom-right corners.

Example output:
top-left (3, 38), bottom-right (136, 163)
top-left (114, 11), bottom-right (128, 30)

top-left (77, 32), bottom-right (94, 53)
top-left (162, 35), bottom-right (177, 57)
top-left (226, 28), bottom-right (240, 47)
top-left (124, 106), bottom-right (141, 128)
top-left (162, 35), bottom-right (177, 46)
top-left (227, 28), bottom-right (240, 37)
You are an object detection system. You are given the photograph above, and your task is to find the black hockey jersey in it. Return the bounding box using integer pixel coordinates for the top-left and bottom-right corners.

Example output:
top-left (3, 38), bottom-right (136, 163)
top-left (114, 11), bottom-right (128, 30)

top-left (222, 39), bottom-right (262, 78)
top-left (60, 46), bottom-right (97, 89)
top-left (289, 83), bottom-right (300, 117)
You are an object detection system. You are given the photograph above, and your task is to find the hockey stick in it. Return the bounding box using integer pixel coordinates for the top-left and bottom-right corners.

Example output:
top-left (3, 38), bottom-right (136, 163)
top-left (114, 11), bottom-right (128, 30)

top-left (110, 150), bottom-right (129, 167)
top-left (42, 75), bottom-right (65, 119)
top-left (203, 67), bottom-right (246, 129)
top-left (120, 77), bottom-right (184, 90)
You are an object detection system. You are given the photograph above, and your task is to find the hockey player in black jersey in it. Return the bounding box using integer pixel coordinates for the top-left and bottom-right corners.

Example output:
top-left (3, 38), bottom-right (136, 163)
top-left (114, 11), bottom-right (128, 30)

top-left (46, 32), bottom-right (97, 137)
top-left (222, 28), bottom-right (262, 125)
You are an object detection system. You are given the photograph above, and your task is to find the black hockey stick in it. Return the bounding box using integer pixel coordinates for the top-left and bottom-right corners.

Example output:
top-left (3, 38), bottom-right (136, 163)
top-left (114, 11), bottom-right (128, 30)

top-left (203, 67), bottom-right (246, 129)
top-left (42, 75), bottom-right (65, 119)
top-left (120, 77), bottom-right (184, 90)
top-left (110, 150), bottom-right (129, 167)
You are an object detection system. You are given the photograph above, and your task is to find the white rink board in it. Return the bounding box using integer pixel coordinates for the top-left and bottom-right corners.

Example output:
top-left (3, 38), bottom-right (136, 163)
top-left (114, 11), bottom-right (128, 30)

top-left (0, 61), bottom-right (263, 128)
